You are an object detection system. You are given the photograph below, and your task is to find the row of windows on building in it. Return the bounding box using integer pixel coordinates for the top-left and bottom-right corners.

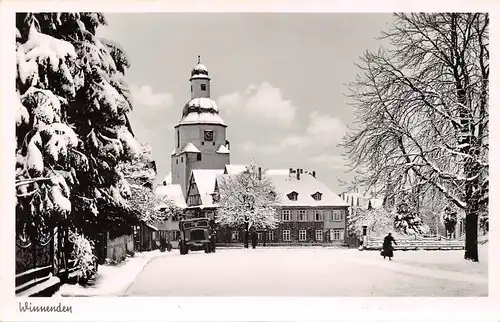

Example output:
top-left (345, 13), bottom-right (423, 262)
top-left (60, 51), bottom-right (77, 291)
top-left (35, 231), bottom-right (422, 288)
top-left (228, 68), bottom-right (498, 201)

top-left (163, 208), bottom-right (345, 220)
top-left (280, 209), bottom-right (344, 222)
top-left (230, 229), bottom-right (345, 242)
top-left (162, 208), bottom-right (346, 220)
top-left (161, 229), bottom-right (345, 242)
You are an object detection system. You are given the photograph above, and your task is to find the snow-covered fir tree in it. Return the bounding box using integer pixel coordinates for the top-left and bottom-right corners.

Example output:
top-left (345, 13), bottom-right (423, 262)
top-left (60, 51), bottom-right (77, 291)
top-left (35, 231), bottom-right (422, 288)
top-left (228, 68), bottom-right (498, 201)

top-left (15, 13), bottom-right (151, 278)
top-left (393, 200), bottom-right (429, 235)
top-left (215, 162), bottom-right (281, 245)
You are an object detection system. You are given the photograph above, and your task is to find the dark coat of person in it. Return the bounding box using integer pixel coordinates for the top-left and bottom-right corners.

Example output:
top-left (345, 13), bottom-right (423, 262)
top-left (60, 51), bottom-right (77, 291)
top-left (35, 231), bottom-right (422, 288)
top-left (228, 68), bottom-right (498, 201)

top-left (382, 233), bottom-right (397, 258)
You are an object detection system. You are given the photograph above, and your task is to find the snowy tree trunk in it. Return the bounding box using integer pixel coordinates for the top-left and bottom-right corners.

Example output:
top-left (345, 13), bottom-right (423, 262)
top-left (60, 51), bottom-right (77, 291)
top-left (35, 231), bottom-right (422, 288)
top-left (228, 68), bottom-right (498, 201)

top-left (244, 220), bottom-right (249, 248)
top-left (459, 72), bottom-right (480, 261)
top-left (464, 207), bottom-right (479, 261)
top-left (464, 159), bottom-right (480, 262)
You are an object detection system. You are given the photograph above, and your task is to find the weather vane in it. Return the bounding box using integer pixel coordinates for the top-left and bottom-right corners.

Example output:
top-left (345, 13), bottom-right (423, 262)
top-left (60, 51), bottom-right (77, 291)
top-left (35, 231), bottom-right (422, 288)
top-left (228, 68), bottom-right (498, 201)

top-left (197, 55), bottom-right (201, 64)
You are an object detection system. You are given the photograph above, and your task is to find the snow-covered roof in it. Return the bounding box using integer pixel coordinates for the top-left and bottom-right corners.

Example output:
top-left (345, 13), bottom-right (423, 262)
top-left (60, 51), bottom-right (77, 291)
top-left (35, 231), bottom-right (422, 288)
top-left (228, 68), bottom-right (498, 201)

top-left (343, 193), bottom-right (368, 208)
top-left (268, 173), bottom-right (348, 207)
top-left (224, 164), bottom-right (247, 175)
top-left (157, 172), bottom-right (172, 186)
top-left (266, 169), bottom-right (290, 175)
top-left (193, 63), bottom-right (207, 71)
top-left (170, 148), bottom-right (176, 156)
top-left (155, 183), bottom-right (187, 209)
top-left (182, 97), bottom-right (219, 116)
top-left (190, 74), bottom-right (210, 80)
top-left (181, 142), bottom-right (200, 153)
top-left (217, 165), bottom-right (347, 207)
top-left (179, 112), bottom-right (226, 126)
top-left (190, 62), bottom-right (209, 78)
top-left (216, 145), bottom-right (230, 154)
top-left (340, 192), bottom-right (385, 210)
top-left (191, 169), bottom-right (224, 206)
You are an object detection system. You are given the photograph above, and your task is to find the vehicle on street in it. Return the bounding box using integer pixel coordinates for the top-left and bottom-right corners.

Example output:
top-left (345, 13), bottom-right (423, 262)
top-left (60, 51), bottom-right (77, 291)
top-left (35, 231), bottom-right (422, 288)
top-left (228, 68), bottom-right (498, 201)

top-left (178, 218), bottom-right (216, 255)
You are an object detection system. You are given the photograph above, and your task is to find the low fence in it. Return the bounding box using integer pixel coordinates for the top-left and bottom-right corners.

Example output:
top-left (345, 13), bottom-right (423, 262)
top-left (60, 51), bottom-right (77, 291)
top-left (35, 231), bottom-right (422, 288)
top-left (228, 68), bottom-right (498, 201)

top-left (216, 242), bottom-right (347, 248)
top-left (364, 234), bottom-right (488, 251)
top-left (15, 226), bottom-right (78, 296)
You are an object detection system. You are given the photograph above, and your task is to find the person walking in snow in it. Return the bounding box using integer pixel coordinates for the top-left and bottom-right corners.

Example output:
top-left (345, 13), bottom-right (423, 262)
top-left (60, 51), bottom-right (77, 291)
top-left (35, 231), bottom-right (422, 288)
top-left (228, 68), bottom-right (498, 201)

top-left (382, 233), bottom-right (397, 260)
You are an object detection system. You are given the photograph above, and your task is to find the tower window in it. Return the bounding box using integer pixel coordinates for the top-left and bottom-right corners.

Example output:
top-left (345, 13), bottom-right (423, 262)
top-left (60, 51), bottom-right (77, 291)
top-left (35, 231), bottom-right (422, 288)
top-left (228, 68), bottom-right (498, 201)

top-left (197, 153), bottom-right (202, 161)
top-left (201, 84), bottom-right (207, 91)
top-left (181, 157), bottom-right (183, 163)
top-left (176, 159), bottom-right (178, 164)
top-left (191, 85), bottom-right (193, 92)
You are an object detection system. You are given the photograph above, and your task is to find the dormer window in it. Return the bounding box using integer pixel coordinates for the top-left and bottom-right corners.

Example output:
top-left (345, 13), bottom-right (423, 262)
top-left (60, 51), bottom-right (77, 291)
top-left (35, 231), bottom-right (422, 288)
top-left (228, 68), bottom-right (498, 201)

top-left (287, 191), bottom-right (298, 201)
top-left (312, 192), bottom-right (322, 201)
top-left (211, 192), bottom-right (220, 203)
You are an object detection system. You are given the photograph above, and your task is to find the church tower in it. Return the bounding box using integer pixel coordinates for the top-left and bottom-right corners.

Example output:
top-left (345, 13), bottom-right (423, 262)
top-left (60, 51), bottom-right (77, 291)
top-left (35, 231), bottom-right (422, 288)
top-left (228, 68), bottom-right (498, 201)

top-left (171, 57), bottom-right (230, 195)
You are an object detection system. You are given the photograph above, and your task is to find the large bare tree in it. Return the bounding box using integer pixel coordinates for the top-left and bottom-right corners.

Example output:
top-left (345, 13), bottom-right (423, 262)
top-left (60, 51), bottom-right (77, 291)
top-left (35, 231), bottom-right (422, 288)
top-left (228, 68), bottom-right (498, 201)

top-left (341, 13), bottom-right (488, 261)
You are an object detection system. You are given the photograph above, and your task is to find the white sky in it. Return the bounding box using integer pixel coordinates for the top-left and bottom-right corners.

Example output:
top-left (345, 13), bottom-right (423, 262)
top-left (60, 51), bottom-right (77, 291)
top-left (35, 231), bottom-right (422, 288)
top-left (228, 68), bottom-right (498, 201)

top-left (97, 13), bottom-right (394, 193)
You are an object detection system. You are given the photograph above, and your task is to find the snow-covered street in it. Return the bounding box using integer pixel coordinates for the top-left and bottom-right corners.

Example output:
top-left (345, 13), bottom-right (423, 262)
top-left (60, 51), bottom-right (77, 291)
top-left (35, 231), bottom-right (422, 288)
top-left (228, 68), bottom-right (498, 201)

top-left (123, 245), bottom-right (488, 297)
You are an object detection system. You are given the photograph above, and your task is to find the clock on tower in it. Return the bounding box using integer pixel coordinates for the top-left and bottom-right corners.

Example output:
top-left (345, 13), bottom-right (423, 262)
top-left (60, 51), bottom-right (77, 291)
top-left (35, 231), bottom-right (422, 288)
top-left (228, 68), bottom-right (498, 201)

top-left (204, 130), bottom-right (214, 141)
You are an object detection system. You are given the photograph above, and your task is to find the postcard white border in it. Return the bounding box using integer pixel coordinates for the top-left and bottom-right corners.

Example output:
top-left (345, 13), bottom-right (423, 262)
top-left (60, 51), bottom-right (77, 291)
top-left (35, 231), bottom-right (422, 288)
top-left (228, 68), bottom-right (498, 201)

top-left (1, 1), bottom-right (499, 321)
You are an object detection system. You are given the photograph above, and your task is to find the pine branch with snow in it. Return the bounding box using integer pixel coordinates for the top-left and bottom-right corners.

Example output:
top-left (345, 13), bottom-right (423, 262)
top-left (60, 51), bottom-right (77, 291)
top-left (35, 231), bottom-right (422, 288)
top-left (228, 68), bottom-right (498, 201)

top-left (68, 231), bottom-right (97, 283)
top-left (14, 13), bottom-right (153, 279)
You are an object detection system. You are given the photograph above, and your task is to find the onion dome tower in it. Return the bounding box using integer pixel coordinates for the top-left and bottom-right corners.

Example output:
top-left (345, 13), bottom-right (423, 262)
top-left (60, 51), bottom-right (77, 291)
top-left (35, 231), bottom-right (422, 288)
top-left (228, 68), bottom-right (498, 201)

top-left (171, 56), bottom-right (230, 194)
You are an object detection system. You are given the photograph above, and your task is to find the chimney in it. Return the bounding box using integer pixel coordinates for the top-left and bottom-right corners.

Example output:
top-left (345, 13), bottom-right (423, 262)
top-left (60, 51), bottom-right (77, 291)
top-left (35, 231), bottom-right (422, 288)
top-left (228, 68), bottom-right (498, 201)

top-left (258, 167), bottom-right (262, 180)
top-left (296, 168), bottom-right (300, 180)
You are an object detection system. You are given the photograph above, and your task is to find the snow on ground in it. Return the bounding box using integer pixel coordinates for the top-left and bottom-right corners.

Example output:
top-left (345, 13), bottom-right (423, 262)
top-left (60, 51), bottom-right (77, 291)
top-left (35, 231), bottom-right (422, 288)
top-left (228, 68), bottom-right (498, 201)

top-left (53, 250), bottom-right (172, 297)
top-left (358, 243), bottom-right (488, 276)
top-left (124, 245), bottom-right (488, 297)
